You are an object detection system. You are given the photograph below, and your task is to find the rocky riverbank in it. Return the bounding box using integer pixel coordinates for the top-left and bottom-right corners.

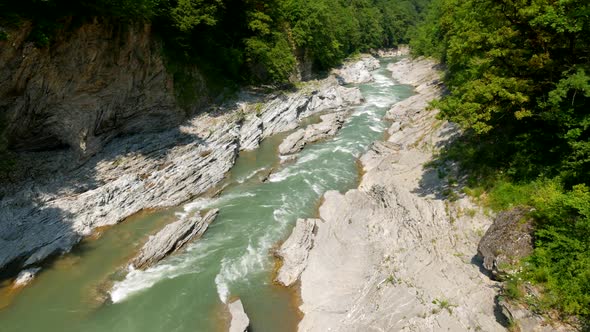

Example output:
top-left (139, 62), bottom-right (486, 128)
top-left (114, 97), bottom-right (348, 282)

top-left (277, 57), bottom-right (508, 331)
top-left (0, 55), bottom-right (380, 284)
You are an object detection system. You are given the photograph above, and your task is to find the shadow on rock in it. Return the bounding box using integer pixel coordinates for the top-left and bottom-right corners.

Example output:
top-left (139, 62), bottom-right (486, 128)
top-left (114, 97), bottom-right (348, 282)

top-left (0, 125), bottom-right (210, 280)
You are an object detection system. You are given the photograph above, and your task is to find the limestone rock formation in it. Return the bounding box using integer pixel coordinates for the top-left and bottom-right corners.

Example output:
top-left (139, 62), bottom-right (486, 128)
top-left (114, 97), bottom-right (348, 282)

top-left (275, 218), bottom-right (318, 287)
top-left (239, 113), bottom-right (264, 151)
top-left (0, 115), bottom-right (241, 272)
top-left (478, 207), bottom-right (534, 279)
top-left (333, 55), bottom-right (380, 84)
top-left (278, 113), bottom-right (346, 156)
top-left (374, 46), bottom-right (410, 58)
top-left (387, 57), bottom-right (440, 87)
top-left (228, 298), bottom-right (250, 332)
top-left (131, 209), bottom-right (219, 269)
top-left (296, 58), bottom-right (506, 331)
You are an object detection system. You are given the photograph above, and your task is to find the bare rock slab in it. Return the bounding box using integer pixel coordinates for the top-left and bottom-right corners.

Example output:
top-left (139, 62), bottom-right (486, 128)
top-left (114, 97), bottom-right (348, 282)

top-left (275, 218), bottom-right (318, 287)
top-left (131, 209), bottom-right (219, 269)
top-left (228, 298), bottom-right (250, 332)
top-left (278, 113), bottom-right (346, 156)
top-left (333, 55), bottom-right (380, 84)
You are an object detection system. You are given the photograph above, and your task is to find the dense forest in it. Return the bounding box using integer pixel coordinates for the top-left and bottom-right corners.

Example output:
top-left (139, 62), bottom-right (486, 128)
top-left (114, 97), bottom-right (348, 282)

top-left (0, 0), bottom-right (427, 84)
top-left (412, 0), bottom-right (590, 324)
top-left (0, 0), bottom-right (427, 175)
top-left (2, 0), bottom-right (589, 327)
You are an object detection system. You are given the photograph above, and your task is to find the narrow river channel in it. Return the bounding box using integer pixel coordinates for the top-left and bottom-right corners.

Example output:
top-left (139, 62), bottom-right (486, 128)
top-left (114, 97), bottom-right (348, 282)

top-left (0, 58), bottom-right (414, 332)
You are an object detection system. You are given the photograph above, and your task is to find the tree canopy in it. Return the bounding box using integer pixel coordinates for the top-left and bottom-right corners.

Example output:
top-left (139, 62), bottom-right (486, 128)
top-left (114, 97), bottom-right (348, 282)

top-left (411, 0), bottom-right (590, 322)
top-left (1, 0), bottom-right (428, 83)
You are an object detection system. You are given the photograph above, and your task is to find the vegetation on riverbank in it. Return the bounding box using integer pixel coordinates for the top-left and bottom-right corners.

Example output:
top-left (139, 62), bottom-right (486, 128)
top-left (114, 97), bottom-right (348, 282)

top-left (411, 0), bottom-right (590, 325)
top-left (0, 0), bottom-right (428, 84)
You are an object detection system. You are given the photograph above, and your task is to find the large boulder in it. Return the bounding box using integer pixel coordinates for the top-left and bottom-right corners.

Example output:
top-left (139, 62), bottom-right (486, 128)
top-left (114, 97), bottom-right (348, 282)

top-left (477, 207), bottom-right (534, 279)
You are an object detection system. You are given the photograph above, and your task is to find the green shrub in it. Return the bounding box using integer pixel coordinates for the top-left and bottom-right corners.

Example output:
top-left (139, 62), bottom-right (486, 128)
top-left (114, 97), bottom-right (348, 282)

top-left (487, 179), bottom-right (590, 318)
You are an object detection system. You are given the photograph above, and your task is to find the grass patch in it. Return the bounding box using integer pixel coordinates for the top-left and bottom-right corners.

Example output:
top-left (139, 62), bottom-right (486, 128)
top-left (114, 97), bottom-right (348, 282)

top-left (432, 298), bottom-right (457, 314)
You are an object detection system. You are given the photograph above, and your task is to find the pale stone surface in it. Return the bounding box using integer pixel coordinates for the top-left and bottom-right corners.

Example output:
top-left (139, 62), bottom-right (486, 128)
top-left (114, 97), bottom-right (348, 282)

top-left (300, 76), bottom-right (364, 118)
top-left (228, 299), bottom-right (250, 332)
top-left (239, 112), bottom-right (264, 151)
top-left (275, 218), bottom-right (318, 287)
top-left (333, 55), bottom-right (380, 84)
top-left (375, 46), bottom-right (410, 58)
top-left (13, 267), bottom-right (41, 287)
top-left (296, 58), bottom-right (506, 332)
top-left (279, 113), bottom-right (346, 156)
top-left (131, 209), bottom-right (219, 269)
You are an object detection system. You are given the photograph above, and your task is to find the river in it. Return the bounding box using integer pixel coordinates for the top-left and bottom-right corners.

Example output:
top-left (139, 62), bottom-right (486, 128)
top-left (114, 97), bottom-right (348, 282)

top-left (0, 58), bottom-right (414, 332)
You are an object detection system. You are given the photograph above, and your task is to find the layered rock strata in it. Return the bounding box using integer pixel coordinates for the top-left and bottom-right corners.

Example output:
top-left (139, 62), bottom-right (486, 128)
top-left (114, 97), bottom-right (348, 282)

top-left (278, 113), bottom-right (346, 156)
top-left (285, 58), bottom-right (506, 331)
top-left (275, 218), bottom-right (318, 287)
top-left (0, 20), bottom-right (193, 157)
top-left (131, 209), bottom-right (219, 269)
top-left (0, 54), bottom-right (377, 278)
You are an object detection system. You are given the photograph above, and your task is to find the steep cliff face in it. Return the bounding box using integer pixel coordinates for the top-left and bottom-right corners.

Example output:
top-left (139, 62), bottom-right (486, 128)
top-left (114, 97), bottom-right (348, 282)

top-left (0, 19), bottom-right (206, 157)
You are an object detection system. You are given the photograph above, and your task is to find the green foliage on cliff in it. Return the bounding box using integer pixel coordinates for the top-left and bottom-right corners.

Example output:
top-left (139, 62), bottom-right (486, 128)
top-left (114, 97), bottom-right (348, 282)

top-left (0, 0), bottom-right (428, 83)
top-left (482, 179), bottom-right (590, 319)
top-left (412, 0), bottom-right (590, 322)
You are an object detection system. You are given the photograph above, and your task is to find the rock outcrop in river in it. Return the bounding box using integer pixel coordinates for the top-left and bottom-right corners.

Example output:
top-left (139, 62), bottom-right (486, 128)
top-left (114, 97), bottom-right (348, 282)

top-left (228, 298), bottom-right (250, 332)
top-left (333, 56), bottom-right (380, 84)
top-left (278, 113), bottom-right (346, 156)
top-left (0, 53), bottom-right (375, 280)
top-left (282, 58), bottom-right (507, 331)
top-left (275, 218), bottom-right (318, 287)
top-left (131, 209), bottom-right (219, 269)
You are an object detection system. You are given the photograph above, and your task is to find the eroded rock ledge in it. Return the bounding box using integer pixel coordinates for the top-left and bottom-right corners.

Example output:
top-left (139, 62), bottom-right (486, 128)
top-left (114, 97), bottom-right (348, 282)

top-left (275, 218), bottom-right (318, 287)
top-left (332, 56), bottom-right (380, 84)
top-left (0, 55), bottom-right (378, 279)
top-left (131, 209), bottom-right (219, 270)
top-left (278, 113), bottom-right (346, 157)
top-left (284, 58), bottom-right (507, 331)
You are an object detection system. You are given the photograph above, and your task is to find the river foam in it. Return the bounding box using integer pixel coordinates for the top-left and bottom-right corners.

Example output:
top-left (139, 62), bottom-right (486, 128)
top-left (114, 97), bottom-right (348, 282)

top-left (105, 57), bottom-right (415, 327)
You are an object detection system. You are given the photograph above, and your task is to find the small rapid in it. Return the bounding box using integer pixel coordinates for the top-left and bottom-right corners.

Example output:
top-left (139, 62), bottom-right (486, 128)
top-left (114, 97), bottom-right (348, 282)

top-left (0, 58), bottom-right (414, 332)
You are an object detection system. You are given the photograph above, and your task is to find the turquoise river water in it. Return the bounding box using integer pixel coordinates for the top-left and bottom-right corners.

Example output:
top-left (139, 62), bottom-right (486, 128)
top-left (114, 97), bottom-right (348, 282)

top-left (0, 58), bottom-right (414, 332)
